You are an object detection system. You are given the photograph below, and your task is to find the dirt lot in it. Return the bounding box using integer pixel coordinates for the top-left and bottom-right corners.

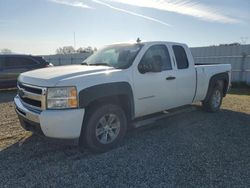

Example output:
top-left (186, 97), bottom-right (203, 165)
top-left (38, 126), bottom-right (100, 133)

top-left (0, 89), bottom-right (250, 187)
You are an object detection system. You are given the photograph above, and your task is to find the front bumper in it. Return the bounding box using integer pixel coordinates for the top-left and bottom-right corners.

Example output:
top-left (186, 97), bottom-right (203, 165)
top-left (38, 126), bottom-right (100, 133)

top-left (14, 95), bottom-right (85, 144)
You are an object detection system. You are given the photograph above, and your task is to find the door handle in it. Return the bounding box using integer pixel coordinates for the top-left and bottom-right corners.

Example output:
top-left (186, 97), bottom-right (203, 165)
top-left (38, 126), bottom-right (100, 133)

top-left (166, 76), bottom-right (176, 80)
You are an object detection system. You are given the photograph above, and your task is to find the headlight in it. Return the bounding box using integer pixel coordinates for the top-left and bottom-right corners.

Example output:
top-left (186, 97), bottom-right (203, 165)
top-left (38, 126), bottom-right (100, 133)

top-left (47, 87), bottom-right (78, 109)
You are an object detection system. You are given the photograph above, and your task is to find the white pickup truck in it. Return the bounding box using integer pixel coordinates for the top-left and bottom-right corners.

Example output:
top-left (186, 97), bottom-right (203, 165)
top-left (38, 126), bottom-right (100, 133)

top-left (14, 41), bottom-right (231, 152)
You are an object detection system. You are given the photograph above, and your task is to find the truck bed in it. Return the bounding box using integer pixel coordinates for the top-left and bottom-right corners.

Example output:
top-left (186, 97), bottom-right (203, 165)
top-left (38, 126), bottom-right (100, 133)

top-left (194, 64), bottom-right (231, 102)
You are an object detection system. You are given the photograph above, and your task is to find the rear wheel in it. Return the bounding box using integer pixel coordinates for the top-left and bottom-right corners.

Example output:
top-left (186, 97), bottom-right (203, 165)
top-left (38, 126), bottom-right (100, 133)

top-left (80, 104), bottom-right (127, 153)
top-left (202, 84), bottom-right (223, 112)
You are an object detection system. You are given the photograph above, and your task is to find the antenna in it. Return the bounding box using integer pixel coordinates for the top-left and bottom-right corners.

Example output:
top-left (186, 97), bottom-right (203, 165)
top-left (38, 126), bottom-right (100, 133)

top-left (136, 37), bottom-right (141, 43)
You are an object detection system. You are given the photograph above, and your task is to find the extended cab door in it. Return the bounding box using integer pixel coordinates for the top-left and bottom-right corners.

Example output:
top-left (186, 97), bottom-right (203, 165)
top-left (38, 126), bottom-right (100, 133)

top-left (170, 44), bottom-right (196, 106)
top-left (133, 44), bottom-right (177, 117)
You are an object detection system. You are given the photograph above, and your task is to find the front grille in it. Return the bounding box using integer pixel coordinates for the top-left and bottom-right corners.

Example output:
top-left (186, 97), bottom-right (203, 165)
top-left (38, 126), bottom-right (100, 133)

top-left (18, 82), bottom-right (42, 94)
top-left (17, 82), bottom-right (46, 110)
top-left (21, 98), bottom-right (42, 108)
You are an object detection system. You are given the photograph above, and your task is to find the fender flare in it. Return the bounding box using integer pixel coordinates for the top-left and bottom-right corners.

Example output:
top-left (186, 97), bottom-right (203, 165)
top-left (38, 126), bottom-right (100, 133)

top-left (203, 72), bottom-right (229, 102)
top-left (78, 82), bottom-right (135, 119)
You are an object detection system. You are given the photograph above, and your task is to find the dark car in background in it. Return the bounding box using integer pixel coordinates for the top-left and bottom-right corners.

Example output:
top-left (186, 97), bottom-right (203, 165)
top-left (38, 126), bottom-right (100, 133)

top-left (0, 54), bottom-right (53, 88)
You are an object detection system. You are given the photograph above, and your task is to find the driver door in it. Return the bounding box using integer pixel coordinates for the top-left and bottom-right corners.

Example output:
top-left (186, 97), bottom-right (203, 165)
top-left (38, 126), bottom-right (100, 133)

top-left (133, 44), bottom-right (177, 118)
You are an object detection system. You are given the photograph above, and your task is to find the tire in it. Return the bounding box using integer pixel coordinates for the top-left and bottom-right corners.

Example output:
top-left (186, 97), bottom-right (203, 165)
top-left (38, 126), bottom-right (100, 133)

top-left (80, 104), bottom-right (127, 153)
top-left (202, 84), bottom-right (223, 112)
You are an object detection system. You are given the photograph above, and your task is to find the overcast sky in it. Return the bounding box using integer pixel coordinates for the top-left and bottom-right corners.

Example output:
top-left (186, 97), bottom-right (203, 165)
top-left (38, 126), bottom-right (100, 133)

top-left (0, 0), bottom-right (249, 55)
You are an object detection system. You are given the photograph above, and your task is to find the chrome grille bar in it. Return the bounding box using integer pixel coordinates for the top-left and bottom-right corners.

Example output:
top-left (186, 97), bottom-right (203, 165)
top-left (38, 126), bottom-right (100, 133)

top-left (17, 82), bottom-right (47, 110)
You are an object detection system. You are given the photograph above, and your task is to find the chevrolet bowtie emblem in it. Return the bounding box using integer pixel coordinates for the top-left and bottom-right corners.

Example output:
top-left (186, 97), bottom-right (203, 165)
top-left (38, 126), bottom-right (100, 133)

top-left (19, 88), bottom-right (26, 98)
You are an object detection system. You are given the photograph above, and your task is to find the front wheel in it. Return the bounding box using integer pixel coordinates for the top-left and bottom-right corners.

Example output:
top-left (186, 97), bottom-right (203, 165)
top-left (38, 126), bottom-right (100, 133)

top-left (202, 85), bottom-right (223, 112)
top-left (80, 104), bottom-right (127, 153)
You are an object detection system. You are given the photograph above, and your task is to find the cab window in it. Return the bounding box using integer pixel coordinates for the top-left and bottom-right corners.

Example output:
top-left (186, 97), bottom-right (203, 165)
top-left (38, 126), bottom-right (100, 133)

top-left (172, 45), bottom-right (189, 69)
top-left (139, 45), bottom-right (172, 71)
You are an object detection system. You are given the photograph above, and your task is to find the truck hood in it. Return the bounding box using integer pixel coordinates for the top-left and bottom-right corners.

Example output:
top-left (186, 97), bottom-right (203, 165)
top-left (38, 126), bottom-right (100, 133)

top-left (18, 65), bottom-right (115, 87)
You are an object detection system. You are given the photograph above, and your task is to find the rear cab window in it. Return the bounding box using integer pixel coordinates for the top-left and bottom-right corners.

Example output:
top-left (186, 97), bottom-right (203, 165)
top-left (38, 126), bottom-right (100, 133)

top-left (172, 45), bottom-right (189, 69)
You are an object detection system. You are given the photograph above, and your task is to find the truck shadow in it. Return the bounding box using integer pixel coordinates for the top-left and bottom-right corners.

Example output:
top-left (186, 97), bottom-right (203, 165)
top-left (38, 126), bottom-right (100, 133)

top-left (1, 108), bottom-right (250, 186)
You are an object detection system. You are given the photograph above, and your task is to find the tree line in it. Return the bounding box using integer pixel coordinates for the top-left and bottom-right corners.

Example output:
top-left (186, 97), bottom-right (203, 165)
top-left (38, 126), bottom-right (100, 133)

top-left (0, 46), bottom-right (98, 55)
top-left (55, 46), bottom-right (97, 54)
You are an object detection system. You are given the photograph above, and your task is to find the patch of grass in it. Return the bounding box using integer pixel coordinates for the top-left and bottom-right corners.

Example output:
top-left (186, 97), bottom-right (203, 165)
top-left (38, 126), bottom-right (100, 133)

top-left (222, 89), bottom-right (250, 114)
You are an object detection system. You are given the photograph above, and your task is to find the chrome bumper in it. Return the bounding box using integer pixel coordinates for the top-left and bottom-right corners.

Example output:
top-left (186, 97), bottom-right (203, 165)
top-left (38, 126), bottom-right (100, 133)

top-left (14, 94), bottom-right (85, 142)
top-left (14, 95), bottom-right (80, 144)
top-left (14, 95), bottom-right (40, 124)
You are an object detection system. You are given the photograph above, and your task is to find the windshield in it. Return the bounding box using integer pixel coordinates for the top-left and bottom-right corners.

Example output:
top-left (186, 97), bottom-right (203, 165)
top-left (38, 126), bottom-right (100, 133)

top-left (82, 44), bottom-right (143, 69)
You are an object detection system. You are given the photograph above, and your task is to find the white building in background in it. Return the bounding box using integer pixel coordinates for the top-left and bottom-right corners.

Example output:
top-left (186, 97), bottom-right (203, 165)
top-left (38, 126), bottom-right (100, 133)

top-left (190, 44), bottom-right (250, 84)
top-left (43, 52), bottom-right (91, 66)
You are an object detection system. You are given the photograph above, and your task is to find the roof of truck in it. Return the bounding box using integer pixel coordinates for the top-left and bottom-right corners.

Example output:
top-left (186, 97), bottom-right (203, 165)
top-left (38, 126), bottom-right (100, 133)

top-left (141, 41), bottom-right (185, 45)
top-left (108, 40), bottom-right (187, 47)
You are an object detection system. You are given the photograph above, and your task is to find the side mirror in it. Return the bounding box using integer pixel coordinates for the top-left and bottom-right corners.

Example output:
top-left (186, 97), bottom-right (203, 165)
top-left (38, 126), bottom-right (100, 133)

top-left (138, 56), bottom-right (162, 74)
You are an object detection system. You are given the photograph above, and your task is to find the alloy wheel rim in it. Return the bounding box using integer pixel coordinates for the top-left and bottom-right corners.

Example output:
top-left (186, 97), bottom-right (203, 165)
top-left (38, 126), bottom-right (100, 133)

top-left (95, 113), bottom-right (121, 144)
top-left (212, 89), bottom-right (221, 108)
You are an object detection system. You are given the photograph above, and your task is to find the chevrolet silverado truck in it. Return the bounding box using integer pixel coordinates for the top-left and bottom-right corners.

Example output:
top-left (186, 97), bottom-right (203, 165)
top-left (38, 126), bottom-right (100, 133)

top-left (14, 41), bottom-right (231, 152)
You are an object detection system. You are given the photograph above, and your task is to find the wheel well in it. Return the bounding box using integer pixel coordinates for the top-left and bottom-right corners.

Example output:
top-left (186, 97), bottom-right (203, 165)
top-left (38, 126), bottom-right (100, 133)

top-left (85, 95), bottom-right (132, 121)
top-left (204, 72), bottom-right (229, 102)
top-left (214, 79), bottom-right (228, 97)
top-left (222, 79), bottom-right (228, 96)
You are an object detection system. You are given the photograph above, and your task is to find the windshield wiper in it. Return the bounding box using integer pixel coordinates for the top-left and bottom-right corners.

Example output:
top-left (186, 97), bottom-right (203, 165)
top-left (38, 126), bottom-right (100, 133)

top-left (89, 62), bottom-right (112, 67)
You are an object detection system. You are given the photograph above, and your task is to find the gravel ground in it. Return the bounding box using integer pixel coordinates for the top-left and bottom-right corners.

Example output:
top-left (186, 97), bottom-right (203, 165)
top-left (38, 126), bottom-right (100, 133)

top-left (0, 89), bottom-right (250, 187)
